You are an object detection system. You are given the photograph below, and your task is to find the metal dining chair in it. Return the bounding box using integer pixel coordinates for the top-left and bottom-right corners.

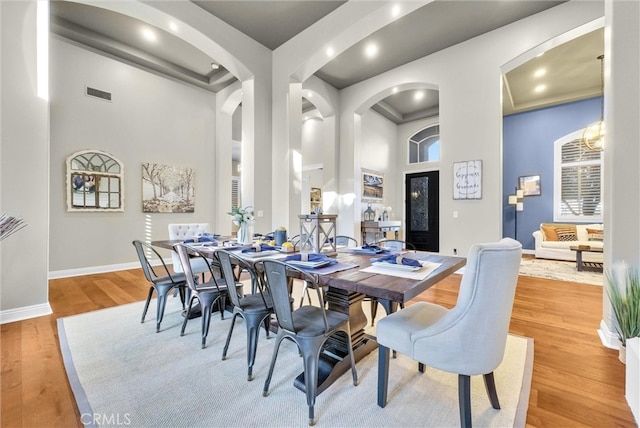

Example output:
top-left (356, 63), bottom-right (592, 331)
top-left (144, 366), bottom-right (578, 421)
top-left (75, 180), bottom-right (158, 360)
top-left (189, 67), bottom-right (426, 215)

top-left (216, 249), bottom-right (273, 381)
top-left (132, 240), bottom-right (187, 333)
top-left (260, 259), bottom-right (359, 426)
top-left (174, 243), bottom-right (241, 348)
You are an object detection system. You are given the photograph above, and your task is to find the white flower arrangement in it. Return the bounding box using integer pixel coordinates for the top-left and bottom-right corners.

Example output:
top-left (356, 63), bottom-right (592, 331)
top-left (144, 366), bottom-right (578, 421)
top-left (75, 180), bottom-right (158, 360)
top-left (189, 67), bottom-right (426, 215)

top-left (228, 206), bottom-right (255, 226)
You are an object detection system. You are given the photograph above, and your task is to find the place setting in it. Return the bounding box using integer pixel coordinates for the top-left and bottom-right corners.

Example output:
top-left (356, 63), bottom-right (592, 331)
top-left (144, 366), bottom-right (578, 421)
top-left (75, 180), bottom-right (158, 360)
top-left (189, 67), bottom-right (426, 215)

top-left (360, 253), bottom-right (442, 280)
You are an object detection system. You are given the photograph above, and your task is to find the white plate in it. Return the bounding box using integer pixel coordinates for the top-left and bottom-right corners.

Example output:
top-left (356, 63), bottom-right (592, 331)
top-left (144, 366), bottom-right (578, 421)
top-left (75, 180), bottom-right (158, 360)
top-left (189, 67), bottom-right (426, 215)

top-left (239, 250), bottom-right (280, 258)
top-left (373, 261), bottom-right (423, 272)
top-left (287, 259), bottom-right (332, 269)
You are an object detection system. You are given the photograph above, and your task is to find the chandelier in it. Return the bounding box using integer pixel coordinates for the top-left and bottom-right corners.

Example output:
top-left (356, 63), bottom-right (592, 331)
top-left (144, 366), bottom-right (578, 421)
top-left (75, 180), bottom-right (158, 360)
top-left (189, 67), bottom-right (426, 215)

top-left (583, 54), bottom-right (605, 151)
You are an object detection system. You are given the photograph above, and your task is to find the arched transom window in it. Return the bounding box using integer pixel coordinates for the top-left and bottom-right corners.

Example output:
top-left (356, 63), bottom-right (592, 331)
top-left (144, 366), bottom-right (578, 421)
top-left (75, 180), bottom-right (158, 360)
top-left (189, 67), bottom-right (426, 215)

top-left (409, 124), bottom-right (440, 164)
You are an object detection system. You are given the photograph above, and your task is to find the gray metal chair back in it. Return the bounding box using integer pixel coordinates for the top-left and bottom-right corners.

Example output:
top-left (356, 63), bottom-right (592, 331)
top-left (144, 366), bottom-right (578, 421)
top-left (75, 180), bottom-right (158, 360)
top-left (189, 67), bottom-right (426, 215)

top-left (132, 240), bottom-right (186, 332)
top-left (215, 249), bottom-right (273, 381)
top-left (335, 235), bottom-right (358, 247)
top-left (260, 259), bottom-right (359, 425)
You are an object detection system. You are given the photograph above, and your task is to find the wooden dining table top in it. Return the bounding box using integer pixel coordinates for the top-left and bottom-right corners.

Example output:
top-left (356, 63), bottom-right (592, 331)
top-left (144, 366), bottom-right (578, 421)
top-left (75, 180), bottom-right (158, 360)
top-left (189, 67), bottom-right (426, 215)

top-left (151, 239), bottom-right (466, 304)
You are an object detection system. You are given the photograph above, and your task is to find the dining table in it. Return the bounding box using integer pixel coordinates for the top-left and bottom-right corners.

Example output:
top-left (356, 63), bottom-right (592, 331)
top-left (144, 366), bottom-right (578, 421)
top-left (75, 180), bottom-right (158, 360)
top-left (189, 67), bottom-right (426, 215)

top-left (151, 239), bottom-right (466, 394)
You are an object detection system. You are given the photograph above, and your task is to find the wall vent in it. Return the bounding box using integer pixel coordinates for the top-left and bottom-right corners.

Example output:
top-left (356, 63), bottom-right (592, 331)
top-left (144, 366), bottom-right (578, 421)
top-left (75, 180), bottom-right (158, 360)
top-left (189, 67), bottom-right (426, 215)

top-left (85, 86), bottom-right (112, 102)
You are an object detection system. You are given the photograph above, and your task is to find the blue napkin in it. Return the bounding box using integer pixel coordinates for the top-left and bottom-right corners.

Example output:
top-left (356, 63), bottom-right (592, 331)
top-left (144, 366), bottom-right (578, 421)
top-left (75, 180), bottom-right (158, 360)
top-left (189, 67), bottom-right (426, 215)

top-left (371, 254), bottom-right (422, 267)
top-left (242, 243), bottom-right (276, 253)
top-left (284, 253), bottom-right (338, 265)
top-left (184, 233), bottom-right (217, 244)
top-left (353, 244), bottom-right (389, 254)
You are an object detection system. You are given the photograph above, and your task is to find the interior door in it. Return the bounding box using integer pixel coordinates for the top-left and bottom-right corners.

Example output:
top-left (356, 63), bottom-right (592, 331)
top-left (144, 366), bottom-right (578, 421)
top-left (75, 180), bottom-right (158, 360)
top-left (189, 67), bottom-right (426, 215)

top-left (405, 171), bottom-right (439, 252)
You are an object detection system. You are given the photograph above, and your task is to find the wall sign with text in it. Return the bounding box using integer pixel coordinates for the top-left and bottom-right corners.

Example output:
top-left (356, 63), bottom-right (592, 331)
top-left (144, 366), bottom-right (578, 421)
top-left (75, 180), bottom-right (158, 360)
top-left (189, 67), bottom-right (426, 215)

top-left (453, 160), bottom-right (482, 200)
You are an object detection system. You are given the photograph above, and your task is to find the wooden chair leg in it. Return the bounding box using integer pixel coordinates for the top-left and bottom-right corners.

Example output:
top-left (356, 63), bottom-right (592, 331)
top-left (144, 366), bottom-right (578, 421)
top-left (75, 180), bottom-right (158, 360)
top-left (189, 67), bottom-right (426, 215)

top-left (483, 372), bottom-right (501, 409)
top-left (377, 345), bottom-right (390, 407)
top-left (458, 374), bottom-right (472, 428)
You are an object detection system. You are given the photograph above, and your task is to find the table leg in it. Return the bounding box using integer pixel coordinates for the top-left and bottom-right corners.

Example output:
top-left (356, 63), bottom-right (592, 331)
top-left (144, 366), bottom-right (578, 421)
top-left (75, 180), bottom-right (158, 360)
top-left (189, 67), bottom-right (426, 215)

top-left (576, 250), bottom-right (584, 271)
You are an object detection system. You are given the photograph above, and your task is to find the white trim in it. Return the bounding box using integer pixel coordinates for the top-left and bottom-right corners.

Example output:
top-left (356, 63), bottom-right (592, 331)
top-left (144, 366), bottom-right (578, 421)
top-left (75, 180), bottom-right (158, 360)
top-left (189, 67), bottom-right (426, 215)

top-left (48, 261), bottom-right (161, 279)
top-left (0, 302), bottom-right (52, 324)
top-left (597, 319), bottom-right (621, 350)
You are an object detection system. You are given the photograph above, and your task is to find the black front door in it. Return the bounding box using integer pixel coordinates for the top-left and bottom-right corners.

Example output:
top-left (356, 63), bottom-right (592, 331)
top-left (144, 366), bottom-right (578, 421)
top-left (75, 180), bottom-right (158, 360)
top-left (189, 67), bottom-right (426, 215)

top-left (405, 171), bottom-right (439, 252)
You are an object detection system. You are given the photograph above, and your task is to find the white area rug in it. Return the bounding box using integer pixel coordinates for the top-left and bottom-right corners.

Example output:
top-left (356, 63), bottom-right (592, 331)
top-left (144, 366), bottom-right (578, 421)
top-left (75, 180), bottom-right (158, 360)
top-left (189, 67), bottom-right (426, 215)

top-left (519, 257), bottom-right (603, 286)
top-left (58, 298), bottom-right (534, 427)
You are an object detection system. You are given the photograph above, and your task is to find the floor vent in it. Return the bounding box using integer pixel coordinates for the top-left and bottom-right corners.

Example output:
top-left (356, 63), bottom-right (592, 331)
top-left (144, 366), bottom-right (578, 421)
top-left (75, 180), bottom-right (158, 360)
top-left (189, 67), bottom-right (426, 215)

top-left (85, 86), bottom-right (112, 102)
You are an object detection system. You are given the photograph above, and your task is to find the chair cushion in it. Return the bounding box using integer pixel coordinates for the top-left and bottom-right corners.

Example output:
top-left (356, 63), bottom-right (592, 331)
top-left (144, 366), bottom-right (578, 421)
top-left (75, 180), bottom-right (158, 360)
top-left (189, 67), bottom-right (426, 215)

top-left (376, 302), bottom-right (448, 356)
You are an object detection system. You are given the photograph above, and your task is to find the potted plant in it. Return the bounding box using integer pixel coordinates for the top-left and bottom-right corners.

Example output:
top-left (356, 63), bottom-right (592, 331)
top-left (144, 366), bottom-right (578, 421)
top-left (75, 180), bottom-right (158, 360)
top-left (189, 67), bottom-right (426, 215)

top-left (605, 263), bottom-right (640, 363)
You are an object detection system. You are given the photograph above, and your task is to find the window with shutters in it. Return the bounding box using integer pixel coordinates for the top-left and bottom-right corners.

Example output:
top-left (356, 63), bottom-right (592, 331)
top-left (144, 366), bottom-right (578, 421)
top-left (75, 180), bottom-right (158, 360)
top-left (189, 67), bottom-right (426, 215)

top-left (553, 129), bottom-right (603, 222)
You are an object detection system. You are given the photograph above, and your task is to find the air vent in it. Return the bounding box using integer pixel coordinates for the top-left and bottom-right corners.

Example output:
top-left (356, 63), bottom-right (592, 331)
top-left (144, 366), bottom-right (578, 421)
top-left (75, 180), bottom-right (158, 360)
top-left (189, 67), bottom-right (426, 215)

top-left (85, 86), bottom-right (112, 102)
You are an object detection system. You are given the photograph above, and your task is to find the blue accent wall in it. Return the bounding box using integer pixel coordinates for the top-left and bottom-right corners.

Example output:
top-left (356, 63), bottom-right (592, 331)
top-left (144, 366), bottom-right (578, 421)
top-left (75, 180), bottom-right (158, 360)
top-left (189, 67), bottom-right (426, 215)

top-left (503, 97), bottom-right (602, 249)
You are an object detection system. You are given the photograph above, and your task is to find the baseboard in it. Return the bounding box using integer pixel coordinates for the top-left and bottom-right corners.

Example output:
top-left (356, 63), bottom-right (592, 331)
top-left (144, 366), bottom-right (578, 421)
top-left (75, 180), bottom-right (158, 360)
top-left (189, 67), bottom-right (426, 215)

top-left (0, 302), bottom-right (52, 324)
top-left (522, 248), bottom-right (535, 255)
top-left (48, 260), bottom-right (161, 279)
top-left (597, 319), bottom-right (621, 350)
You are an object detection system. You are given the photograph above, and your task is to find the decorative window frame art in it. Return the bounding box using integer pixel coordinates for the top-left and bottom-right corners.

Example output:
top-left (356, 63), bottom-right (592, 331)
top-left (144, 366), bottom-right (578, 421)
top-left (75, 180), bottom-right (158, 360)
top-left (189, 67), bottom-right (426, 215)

top-left (519, 174), bottom-right (541, 196)
top-left (142, 163), bottom-right (195, 213)
top-left (453, 160), bottom-right (482, 200)
top-left (362, 169), bottom-right (384, 202)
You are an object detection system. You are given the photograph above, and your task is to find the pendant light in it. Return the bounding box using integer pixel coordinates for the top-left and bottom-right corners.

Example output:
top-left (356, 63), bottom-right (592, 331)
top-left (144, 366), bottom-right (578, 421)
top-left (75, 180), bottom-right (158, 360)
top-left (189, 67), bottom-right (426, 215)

top-left (583, 54), bottom-right (605, 151)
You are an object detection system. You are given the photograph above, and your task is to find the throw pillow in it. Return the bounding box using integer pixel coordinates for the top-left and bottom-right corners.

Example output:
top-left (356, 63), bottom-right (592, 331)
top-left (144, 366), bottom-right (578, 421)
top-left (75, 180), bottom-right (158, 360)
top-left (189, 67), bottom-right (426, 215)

top-left (555, 227), bottom-right (578, 241)
top-left (541, 225), bottom-right (559, 241)
top-left (587, 228), bottom-right (604, 241)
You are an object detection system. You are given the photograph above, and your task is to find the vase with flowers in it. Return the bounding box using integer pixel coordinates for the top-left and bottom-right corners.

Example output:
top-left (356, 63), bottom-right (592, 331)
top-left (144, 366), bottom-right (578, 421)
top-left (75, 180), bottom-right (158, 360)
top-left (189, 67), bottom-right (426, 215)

top-left (228, 206), bottom-right (255, 245)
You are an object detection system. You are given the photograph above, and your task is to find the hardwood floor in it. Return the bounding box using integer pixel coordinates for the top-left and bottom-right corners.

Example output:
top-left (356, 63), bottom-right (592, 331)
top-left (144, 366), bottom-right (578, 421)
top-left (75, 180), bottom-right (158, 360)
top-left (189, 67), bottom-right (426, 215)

top-left (1, 268), bottom-right (636, 427)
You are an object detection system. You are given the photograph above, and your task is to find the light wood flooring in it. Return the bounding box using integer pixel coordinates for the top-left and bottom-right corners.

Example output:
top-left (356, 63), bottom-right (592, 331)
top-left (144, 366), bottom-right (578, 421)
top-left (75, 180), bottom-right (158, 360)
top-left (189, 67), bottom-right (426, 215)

top-left (1, 268), bottom-right (637, 427)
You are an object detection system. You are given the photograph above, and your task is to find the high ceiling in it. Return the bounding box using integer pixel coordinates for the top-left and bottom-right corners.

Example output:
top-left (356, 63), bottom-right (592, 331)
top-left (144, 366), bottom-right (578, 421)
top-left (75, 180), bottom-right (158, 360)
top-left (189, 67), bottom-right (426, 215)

top-left (50, 1), bottom-right (603, 123)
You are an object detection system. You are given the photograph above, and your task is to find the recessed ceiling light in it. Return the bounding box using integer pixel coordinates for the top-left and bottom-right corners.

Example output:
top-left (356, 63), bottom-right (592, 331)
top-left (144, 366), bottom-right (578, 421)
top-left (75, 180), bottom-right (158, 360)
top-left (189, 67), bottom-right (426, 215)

top-left (364, 43), bottom-right (378, 59)
top-left (306, 91), bottom-right (313, 98)
top-left (168, 21), bottom-right (178, 32)
top-left (391, 4), bottom-right (401, 17)
top-left (534, 84), bottom-right (546, 93)
top-left (326, 47), bottom-right (334, 57)
top-left (414, 91), bottom-right (425, 101)
top-left (534, 68), bottom-right (546, 78)
top-left (536, 52), bottom-right (544, 58)
top-left (211, 62), bottom-right (220, 70)
top-left (392, 87), bottom-right (398, 94)
top-left (141, 27), bottom-right (157, 42)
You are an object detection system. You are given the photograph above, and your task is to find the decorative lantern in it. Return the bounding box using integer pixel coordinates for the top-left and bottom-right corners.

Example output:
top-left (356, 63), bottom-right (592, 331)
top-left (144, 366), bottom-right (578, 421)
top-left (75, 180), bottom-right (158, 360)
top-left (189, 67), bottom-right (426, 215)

top-left (364, 203), bottom-right (376, 221)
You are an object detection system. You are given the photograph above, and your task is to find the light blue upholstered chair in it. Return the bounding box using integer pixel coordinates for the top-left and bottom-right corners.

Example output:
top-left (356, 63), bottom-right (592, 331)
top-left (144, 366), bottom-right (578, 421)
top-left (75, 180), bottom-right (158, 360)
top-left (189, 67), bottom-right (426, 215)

top-left (376, 238), bottom-right (522, 428)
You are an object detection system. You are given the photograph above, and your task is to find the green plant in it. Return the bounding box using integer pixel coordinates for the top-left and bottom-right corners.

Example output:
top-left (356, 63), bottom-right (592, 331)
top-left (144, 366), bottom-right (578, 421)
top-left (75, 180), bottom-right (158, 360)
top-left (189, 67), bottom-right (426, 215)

top-left (605, 265), bottom-right (640, 346)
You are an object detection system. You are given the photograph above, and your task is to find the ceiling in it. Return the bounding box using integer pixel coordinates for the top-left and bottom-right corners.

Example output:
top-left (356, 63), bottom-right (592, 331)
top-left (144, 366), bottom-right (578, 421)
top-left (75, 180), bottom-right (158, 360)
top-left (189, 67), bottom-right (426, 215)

top-left (50, 0), bottom-right (603, 123)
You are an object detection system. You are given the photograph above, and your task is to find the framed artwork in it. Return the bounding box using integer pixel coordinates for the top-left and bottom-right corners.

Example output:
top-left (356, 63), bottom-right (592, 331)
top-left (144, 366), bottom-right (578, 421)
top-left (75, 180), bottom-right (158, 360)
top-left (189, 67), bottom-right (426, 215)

top-left (519, 174), bottom-right (541, 196)
top-left (142, 163), bottom-right (195, 213)
top-left (310, 187), bottom-right (322, 212)
top-left (362, 169), bottom-right (384, 201)
top-left (453, 160), bottom-right (482, 200)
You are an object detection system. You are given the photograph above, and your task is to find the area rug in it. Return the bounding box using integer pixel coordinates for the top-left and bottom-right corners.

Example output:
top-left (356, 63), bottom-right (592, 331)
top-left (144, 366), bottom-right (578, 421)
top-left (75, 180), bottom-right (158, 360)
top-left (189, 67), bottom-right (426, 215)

top-left (519, 257), bottom-right (603, 286)
top-left (58, 298), bottom-right (534, 427)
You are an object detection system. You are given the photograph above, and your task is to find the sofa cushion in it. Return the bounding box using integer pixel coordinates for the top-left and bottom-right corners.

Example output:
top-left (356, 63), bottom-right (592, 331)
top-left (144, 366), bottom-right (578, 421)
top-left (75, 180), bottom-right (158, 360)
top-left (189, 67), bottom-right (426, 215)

top-left (555, 227), bottom-right (578, 241)
top-left (541, 225), bottom-right (559, 241)
top-left (587, 228), bottom-right (604, 241)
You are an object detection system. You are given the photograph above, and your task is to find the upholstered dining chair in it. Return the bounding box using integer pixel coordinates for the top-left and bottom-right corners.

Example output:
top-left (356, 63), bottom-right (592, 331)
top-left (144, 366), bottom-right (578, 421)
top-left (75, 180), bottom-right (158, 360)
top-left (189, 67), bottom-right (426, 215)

top-left (132, 240), bottom-right (187, 332)
top-left (168, 223), bottom-right (211, 278)
top-left (260, 259), bottom-right (359, 426)
top-left (175, 243), bottom-right (240, 349)
top-left (376, 238), bottom-right (522, 428)
top-left (215, 249), bottom-right (273, 381)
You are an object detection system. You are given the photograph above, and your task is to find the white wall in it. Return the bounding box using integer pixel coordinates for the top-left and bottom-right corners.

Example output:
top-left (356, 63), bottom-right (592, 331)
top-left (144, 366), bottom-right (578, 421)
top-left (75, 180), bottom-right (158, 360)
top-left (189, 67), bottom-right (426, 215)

top-left (0, 1), bottom-right (51, 320)
top-left (49, 37), bottom-right (217, 272)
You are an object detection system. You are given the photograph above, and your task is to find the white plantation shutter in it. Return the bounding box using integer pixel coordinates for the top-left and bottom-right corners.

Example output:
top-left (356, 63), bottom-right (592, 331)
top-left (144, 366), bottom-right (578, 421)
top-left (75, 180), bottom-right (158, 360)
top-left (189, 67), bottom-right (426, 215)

top-left (554, 131), bottom-right (603, 222)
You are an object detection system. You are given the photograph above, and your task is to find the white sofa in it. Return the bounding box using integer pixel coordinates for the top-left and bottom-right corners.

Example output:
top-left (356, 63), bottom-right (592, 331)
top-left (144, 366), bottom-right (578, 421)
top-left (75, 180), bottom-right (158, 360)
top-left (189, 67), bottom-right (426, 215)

top-left (532, 223), bottom-right (603, 262)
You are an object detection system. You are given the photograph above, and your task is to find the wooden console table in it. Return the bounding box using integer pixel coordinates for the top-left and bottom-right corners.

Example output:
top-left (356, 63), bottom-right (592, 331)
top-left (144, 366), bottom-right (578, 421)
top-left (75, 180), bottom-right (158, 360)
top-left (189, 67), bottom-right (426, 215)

top-left (361, 220), bottom-right (401, 244)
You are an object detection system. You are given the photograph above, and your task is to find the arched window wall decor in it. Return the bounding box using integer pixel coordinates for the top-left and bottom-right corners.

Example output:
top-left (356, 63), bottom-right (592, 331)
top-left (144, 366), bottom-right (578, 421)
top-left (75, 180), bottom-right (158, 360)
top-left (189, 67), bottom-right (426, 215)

top-left (66, 149), bottom-right (124, 212)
